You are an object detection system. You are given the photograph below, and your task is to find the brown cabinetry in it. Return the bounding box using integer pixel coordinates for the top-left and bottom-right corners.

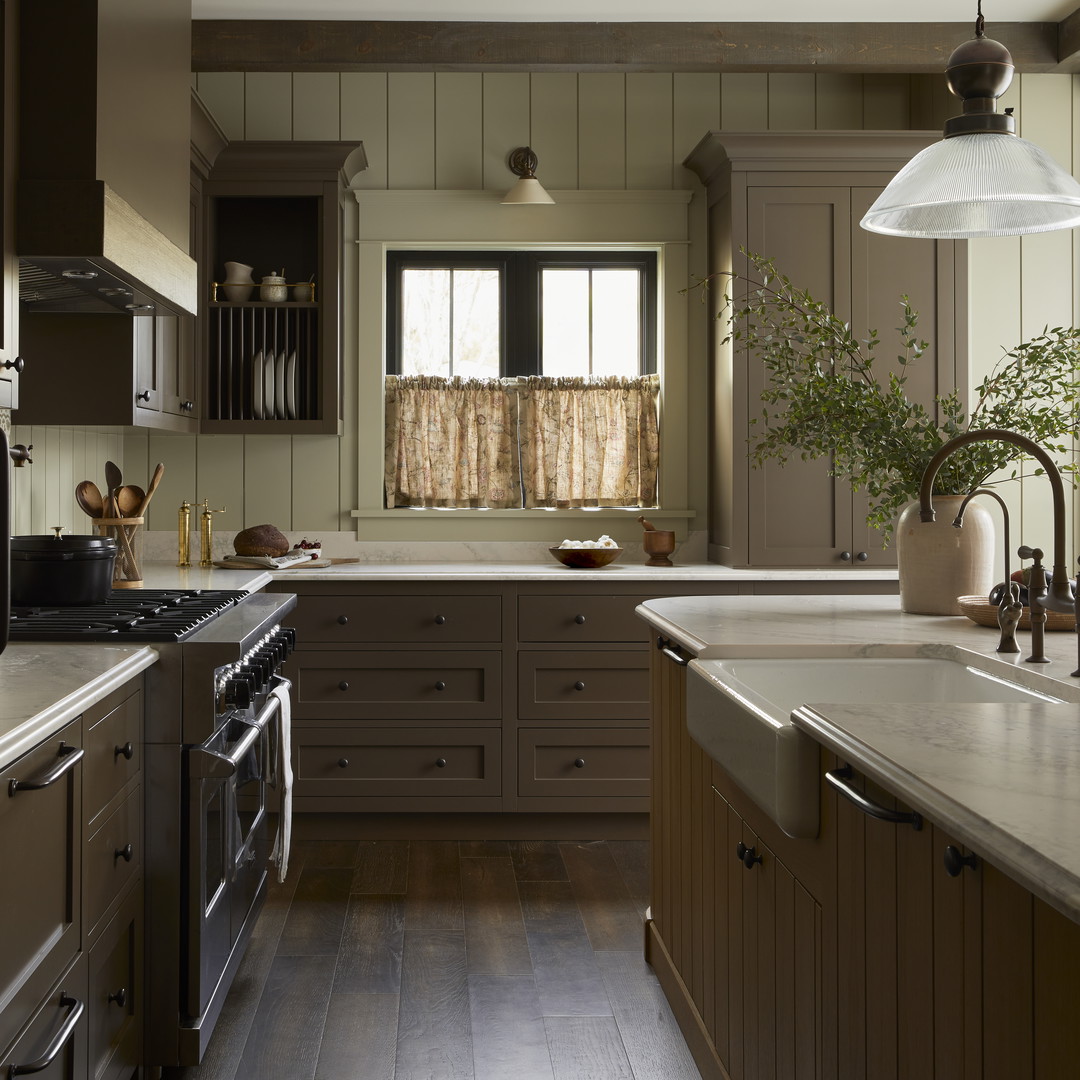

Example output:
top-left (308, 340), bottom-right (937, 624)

top-left (0, 0), bottom-right (20, 407)
top-left (0, 679), bottom-right (145, 1080)
top-left (683, 133), bottom-right (966, 568)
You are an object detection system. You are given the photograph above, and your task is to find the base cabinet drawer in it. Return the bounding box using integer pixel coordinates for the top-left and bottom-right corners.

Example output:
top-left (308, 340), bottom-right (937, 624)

top-left (83, 690), bottom-right (141, 831)
top-left (518, 728), bottom-right (650, 797)
top-left (87, 886), bottom-right (141, 1080)
top-left (518, 651), bottom-right (650, 721)
top-left (518, 594), bottom-right (653, 643)
top-left (83, 786), bottom-right (141, 937)
top-left (291, 594), bottom-right (502, 643)
top-left (295, 728), bottom-right (501, 797)
top-left (292, 651), bottom-right (502, 721)
top-left (0, 955), bottom-right (88, 1080)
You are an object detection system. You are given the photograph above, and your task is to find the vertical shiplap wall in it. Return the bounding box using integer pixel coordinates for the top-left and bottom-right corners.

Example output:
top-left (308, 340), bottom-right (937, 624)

top-left (12, 71), bottom-right (1078, 548)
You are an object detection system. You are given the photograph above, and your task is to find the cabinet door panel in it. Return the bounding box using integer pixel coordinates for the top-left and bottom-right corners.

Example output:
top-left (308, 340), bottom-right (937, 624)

top-left (0, 0), bottom-right (18, 406)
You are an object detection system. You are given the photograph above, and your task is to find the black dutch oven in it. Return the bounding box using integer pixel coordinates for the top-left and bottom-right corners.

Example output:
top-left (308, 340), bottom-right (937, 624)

top-left (11, 533), bottom-right (117, 606)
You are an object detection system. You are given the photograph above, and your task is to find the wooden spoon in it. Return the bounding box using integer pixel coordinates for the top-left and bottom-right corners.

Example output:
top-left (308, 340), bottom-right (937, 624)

top-left (104, 461), bottom-right (123, 518)
top-left (116, 485), bottom-right (145, 518)
top-left (75, 480), bottom-right (105, 519)
top-left (136, 462), bottom-right (165, 518)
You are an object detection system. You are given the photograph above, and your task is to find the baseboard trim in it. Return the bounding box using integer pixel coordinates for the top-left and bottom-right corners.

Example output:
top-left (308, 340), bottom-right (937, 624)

top-left (291, 811), bottom-right (649, 841)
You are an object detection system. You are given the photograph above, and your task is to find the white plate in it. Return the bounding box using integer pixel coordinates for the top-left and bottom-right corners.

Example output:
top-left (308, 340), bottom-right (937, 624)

top-left (252, 349), bottom-right (264, 420)
top-left (285, 351), bottom-right (297, 420)
top-left (275, 350), bottom-right (285, 419)
top-left (264, 350), bottom-right (276, 418)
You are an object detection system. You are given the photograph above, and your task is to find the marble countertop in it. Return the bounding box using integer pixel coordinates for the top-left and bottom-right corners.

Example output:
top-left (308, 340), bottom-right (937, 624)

top-left (0, 643), bottom-right (158, 770)
top-left (637, 593), bottom-right (1080, 924)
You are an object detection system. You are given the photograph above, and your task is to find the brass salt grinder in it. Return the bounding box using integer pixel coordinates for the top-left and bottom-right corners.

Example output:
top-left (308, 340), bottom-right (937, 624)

top-left (177, 501), bottom-right (192, 567)
top-left (198, 499), bottom-right (227, 567)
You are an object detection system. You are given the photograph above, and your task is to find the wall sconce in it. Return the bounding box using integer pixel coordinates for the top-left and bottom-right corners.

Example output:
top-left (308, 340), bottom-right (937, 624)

top-left (861, 3), bottom-right (1080, 238)
top-left (501, 147), bottom-right (555, 205)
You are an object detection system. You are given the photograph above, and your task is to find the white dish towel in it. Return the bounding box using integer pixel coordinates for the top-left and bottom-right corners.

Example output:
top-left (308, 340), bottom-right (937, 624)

top-left (269, 679), bottom-right (294, 882)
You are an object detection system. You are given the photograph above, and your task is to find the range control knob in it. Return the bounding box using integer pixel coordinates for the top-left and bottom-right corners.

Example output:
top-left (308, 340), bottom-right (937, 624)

top-left (225, 677), bottom-right (253, 710)
top-left (240, 663), bottom-right (267, 694)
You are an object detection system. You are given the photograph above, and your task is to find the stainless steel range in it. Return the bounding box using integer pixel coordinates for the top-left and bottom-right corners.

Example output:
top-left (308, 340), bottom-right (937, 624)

top-left (8, 585), bottom-right (297, 1069)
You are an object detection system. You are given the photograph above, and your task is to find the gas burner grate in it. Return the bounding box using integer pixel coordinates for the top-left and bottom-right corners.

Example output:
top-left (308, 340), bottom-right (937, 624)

top-left (8, 589), bottom-right (248, 641)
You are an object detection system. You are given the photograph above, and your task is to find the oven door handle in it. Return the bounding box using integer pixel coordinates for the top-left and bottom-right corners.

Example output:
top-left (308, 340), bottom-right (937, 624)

top-left (189, 694), bottom-right (282, 780)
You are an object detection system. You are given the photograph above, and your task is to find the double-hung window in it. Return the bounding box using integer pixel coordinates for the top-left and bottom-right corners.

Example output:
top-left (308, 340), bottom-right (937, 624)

top-left (384, 250), bottom-right (660, 510)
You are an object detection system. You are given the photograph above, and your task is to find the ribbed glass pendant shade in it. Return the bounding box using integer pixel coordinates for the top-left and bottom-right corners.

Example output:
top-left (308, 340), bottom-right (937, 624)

top-left (862, 132), bottom-right (1080, 239)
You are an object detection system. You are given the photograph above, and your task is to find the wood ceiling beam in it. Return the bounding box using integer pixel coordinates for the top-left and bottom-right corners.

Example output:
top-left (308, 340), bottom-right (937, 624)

top-left (192, 20), bottom-right (1071, 75)
top-left (1058, 6), bottom-right (1080, 67)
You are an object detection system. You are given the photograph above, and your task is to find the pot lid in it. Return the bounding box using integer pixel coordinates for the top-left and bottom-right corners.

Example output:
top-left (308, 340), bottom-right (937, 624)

top-left (11, 534), bottom-right (117, 555)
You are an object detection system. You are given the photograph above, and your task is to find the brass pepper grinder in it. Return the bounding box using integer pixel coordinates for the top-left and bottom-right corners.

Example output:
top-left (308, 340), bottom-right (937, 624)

top-left (177, 501), bottom-right (192, 567)
top-left (198, 499), bottom-right (227, 567)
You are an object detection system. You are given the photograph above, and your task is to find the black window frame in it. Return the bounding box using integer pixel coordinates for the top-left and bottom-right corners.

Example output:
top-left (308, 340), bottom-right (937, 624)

top-left (386, 249), bottom-right (658, 377)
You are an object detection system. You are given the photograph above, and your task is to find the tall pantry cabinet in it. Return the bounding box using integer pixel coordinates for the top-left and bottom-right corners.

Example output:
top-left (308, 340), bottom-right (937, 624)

top-left (684, 132), bottom-right (967, 569)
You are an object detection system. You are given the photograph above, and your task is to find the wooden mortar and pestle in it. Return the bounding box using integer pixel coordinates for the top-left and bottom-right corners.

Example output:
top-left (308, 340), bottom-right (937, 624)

top-left (638, 516), bottom-right (676, 567)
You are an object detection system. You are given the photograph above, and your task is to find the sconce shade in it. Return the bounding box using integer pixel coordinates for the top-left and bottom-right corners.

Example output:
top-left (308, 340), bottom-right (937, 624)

top-left (501, 146), bottom-right (555, 205)
top-left (860, 8), bottom-right (1080, 239)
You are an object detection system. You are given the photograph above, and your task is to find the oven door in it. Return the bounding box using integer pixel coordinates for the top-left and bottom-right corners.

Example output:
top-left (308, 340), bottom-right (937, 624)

top-left (184, 691), bottom-right (280, 1023)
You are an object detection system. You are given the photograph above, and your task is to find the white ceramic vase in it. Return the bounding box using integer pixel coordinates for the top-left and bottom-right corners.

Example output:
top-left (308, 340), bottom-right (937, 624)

top-left (222, 261), bottom-right (255, 302)
top-left (895, 494), bottom-right (996, 615)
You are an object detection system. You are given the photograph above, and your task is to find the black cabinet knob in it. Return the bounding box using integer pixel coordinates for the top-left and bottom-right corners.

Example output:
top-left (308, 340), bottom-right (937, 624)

top-left (136, 389), bottom-right (150, 402)
top-left (114, 843), bottom-right (134, 863)
top-left (573, 758), bottom-right (586, 768)
top-left (181, 400), bottom-right (195, 411)
top-left (337, 615), bottom-right (349, 625)
top-left (114, 742), bottom-right (134, 760)
top-left (435, 680), bottom-right (446, 691)
top-left (108, 988), bottom-right (126, 1007)
top-left (735, 842), bottom-right (761, 869)
top-left (337, 758), bottom-right (349, 769)
top-left (574, 614), bottom-right (586, 624)
top-left (736, 841), bottom-right (747, 861)
top-left (573, 681), bottom-right (586, 691)
top-left (839, 550), bottom-right (853, 561)
top-left (435, 758), bottom-right (447, 768)
top-left (943, 845), bottom-right (979, 877)
top-left (3, 355), bottom-right (24, 372)
top-left (338, 681), bottom-right (350, 692)
top-left (434, 614), bottom-right (447, 625)
top-left (857, 551), bottom-right (869, 562)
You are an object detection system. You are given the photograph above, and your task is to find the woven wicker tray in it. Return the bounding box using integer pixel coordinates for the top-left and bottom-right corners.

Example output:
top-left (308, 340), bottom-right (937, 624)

top-left (957, 595), bottom-right (1075, 631)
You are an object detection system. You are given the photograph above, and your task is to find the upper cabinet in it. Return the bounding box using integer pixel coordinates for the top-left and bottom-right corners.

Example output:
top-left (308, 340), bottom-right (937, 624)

top-left (198, 142), bottom-right (367, 435)
top-left (685, 132), bottom-right (967, 570)
top-left (0, 0), bottom-right (19, 408)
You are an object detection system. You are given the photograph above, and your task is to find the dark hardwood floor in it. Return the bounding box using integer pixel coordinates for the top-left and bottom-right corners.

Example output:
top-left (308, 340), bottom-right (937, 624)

top-left (168, 836), bottom-right (700, 1080)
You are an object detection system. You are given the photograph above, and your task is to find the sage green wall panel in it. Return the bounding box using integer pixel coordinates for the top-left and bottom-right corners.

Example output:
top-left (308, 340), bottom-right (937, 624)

top-left (862, 74), bottom-right (912, 129)
top-left (626, 74), bottom-right (674, 190)
top-left (673, 74), bottom-right (721, 183)
top-left (292, 436), bottom-right (342, 533)
top-left (530, 74), bottom-right (579, 190)
top-left (813, 74), bottom-right (863, 129)
top-left (908, 73), bottom-right (954, 130)
top-left (342, 73), bottom-right (388, 189)
top-left (340, 197), bottom-right (361, 532)
top-left (244, 436), bottom-right (293, 528)
top-left (293, 72), bottom-right (341, 141)
top-left (196, 72), bottom-right (245, 140)
top-left (721, 73), bottom-right (768, 130)
top-left (481, 73), bottom-right (530, 192)
top-left (195, 435), bottom-right (245, 533)
top-left (57, 428), bottom-right (74, 536)
top-left (435, 73), bottom-right (483, 190)
top-left (245, 72), bottom-right (293, 141)
top-left (147, 434), bottom-right (196, 534)
top-left (1016, 74), bottom-right (1073, 170)
top-left (767, 74), bottom-right (815, 131)
top-left (42, 427), bottom-right (60, 537)
top-left (387, 73), bottom-right (436, 189)
top-left (578, 74), bottom-right (627, 189)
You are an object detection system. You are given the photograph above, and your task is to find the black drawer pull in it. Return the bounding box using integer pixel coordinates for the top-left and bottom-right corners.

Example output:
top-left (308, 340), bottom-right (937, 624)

top-left (136, 389), bottom-right (150, 402)
top-left (337, 615), bottom-right (349, 625)
top-left (857, 551), bottom-right (869, 562)
top-left (9, 993), bottom-right (83, 1076)
top-left (108, 987), bottom-right (127, 1007)
top-left (656, 636), bottom-right (691, 666)
top-left (435, 758), bottom-right (447, 768)
top-left (435, 680), bottom-right (446, 691)
top-left (115, 843), bottom-right (134, 863)
top-left (943, 845), bottom-right (979, 877)
top-left (434, 614), bottom-right (447, 625)
top-left (840, 550), bottom-right (853, 561)
top-left (735, 841), bottom-right (762, 869)
top-left (114, 742), bottom-right (134, 761)
top-left (338, 681), bottom-right (350, 691)
top-left (826, 766), bottom-right (923, 831)
top-left (573, 758), bottom-right (586, 769)
top-left (574, 614), bottom-right (586, 624)
top-left (573, 681), bottom-right (586, 691)
top-left (8, 743), bottom-right (84, 797)
top-left (337, 758), bottom-right (350, 768)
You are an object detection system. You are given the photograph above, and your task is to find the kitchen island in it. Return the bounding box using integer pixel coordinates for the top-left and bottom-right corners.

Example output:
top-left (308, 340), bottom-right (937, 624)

top-left (637, 592), bottom-right (1080, 1080)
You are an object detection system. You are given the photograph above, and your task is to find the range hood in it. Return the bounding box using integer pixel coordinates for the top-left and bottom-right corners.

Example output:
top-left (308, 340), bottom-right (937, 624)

top-left (17, 0), bottom-right (197, 317)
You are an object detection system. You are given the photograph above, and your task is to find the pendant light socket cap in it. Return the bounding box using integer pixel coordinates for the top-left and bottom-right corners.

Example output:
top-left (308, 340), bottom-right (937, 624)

top-left (946, 34), bottom-right (1014, 101)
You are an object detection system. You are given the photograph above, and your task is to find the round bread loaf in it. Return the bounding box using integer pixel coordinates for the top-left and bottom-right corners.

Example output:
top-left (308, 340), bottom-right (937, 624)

top-left (234, 523), bottom-right (290, 557)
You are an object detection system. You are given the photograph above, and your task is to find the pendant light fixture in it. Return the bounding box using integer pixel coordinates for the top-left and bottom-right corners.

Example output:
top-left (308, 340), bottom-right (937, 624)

top-left (861, 3), bottom-right (1080, 239)
top-left (501, 147), bottom-right (555, 206)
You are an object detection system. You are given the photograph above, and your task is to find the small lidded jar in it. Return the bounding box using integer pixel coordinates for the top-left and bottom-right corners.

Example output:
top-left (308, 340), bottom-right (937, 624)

top-left (260, 274), bottom-right (287, 302)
